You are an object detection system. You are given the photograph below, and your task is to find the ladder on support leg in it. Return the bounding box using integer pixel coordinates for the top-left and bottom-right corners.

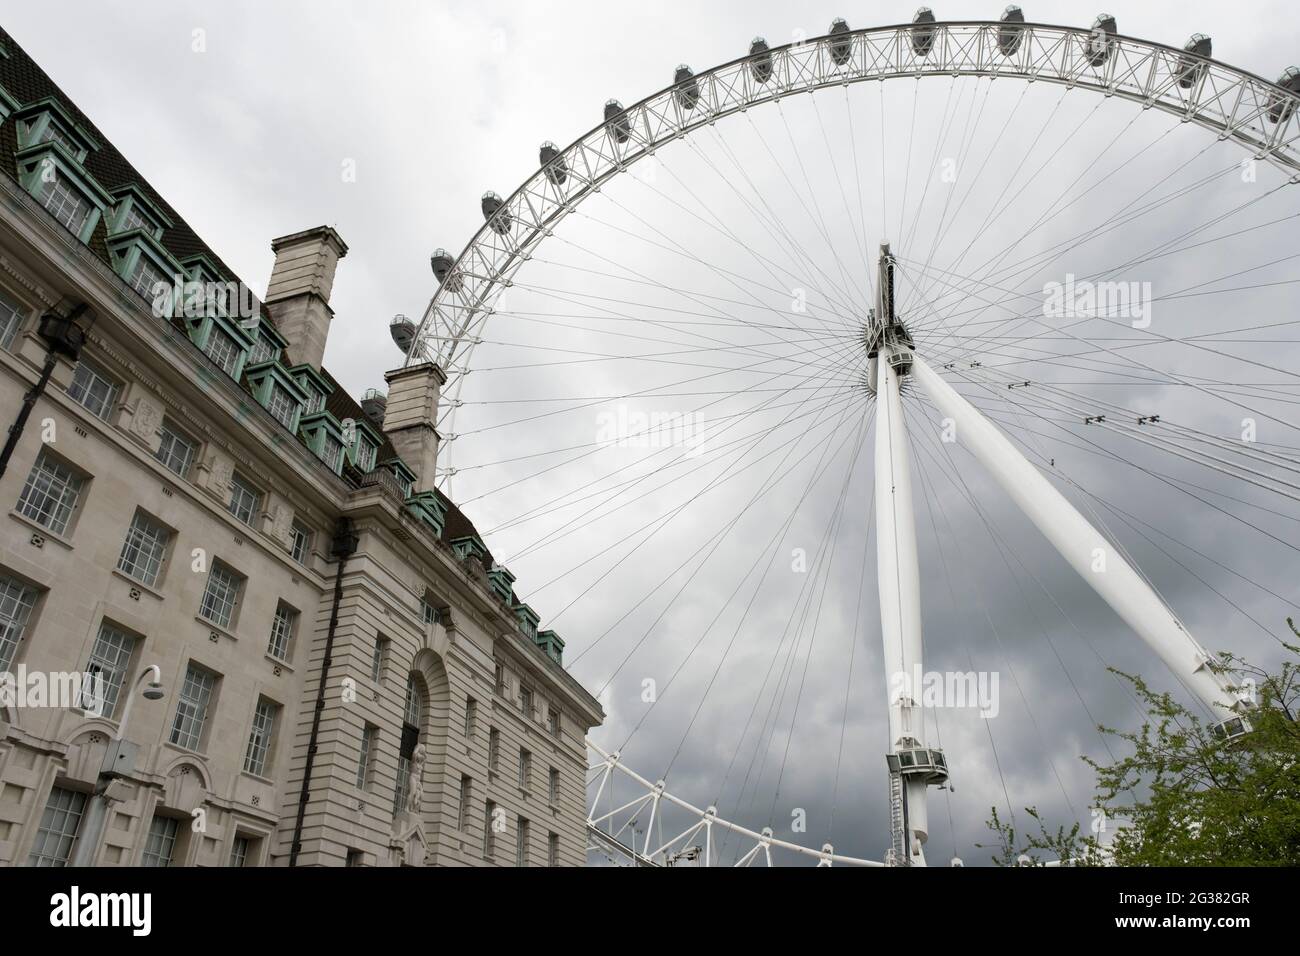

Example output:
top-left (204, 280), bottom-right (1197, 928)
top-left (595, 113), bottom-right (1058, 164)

top-left (887, 771), bottom-right (910, 867)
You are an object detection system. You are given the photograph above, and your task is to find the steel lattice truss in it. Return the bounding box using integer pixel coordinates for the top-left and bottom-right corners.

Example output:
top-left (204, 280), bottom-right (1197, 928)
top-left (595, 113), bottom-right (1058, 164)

top-left (406, 19), bottom-right (1300, 484)
top-left (585, 740), bottom-right (883, 866)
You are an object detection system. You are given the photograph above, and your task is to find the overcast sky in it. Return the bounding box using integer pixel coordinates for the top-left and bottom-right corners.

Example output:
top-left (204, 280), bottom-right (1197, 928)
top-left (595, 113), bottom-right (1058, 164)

top-left (6, 0), bottom-right (1299, 865)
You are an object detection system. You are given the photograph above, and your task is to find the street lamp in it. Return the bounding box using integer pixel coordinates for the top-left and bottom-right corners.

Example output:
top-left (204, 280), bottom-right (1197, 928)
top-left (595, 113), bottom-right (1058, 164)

top-left (0, 298), bottom-right (97, 482)
top-left (68, 665), bottom-right (165, 867)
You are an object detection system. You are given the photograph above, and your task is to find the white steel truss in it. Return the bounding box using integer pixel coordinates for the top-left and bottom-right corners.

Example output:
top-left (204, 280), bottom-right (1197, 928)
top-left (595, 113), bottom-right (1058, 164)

top-left (406, 19), bottom-right (1300, 489)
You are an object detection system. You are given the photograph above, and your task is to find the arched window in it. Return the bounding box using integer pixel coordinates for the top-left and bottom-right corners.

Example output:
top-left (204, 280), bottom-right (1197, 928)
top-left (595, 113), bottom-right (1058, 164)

top-left (394, 673), bottom-right (426, 812)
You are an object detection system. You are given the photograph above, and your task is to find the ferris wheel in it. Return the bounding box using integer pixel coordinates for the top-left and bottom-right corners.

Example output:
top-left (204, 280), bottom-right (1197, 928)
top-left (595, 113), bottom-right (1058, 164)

top-left (395, 9), bottom-right (1300, 866)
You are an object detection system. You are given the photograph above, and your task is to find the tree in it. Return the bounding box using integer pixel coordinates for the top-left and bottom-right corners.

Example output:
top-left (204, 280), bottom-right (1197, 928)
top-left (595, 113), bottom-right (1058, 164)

top-left (981, 620), bottom-right (1300, 866)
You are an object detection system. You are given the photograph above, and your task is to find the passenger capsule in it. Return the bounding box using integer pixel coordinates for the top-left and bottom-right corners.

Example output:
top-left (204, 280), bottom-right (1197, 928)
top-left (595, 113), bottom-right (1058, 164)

top-left (997, 5), bottom-right (1025, 57)
top-left (604, 99), bottom-right (631, 144)
top-left (911, 7), bottom-right (937, 58)
top-left (828, 18), bottom-right (852, 67)
top-left (1176, 34), bottom-right (1211, 89)
top-left (1268, 66), bottom-right (1300, 123)
top-left (430, 247), bottom-right (462, 293)
top-left (674, 64), bottom-right (700, 111)
top-left (481, 190), bottom-right (512, 235)
top-left (1085, 13), bottom-right (1116, 67)
top-left (539, 141), bottom-right (568, 186)
top-left (389, 313), bottom-right (416, 354)
top-left (749, 36), bottom-right (773, 83)
top-left (360, 388), bottom-right (387, 428)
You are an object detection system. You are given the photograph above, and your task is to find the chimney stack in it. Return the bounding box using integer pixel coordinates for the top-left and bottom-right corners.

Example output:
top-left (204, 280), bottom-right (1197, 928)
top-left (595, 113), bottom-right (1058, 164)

top-left (264, 226), bottom-right (348, 370)
top-left (383, 361), bottom-right (446, 492)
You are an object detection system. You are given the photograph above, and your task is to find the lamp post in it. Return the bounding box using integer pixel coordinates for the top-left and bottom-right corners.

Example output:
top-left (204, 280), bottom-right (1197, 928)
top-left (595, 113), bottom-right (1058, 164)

top-left (0, 298), bottom-right (97, 482)
top-left (69, 665), bottom-right (165, 867)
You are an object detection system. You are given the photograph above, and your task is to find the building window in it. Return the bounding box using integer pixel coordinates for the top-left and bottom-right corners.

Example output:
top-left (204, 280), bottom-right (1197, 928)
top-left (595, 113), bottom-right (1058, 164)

top-left (355, 438), bottom-right (376, 473)
top-left (357, 724), bottom-right (377, 790)
top-left (483, 801), bottom-right (497, 858)
top-left (302, 386), bottom-right (325, 415)
top-left (488, 728), bottom-right (500, 774)
top-left (17, 451), bottom-right (84, 536)
top-left (82, 622), bottom-right (137, 720)
top-left (198, 562), bottom-right (243, 630)
top-left (394, 674), bottom-right (425, 812)
top-left (229, 836), bottom-right (250, 868)
top-left (126, 253), bottom-right (168, 300)
top-left (30, 116), bottom-right (80, 155)
top-left (464, 697), bottom-right (477, 739)
top-left (520, 685), bottom-right (534, 719)
top-left (227, 473), bottom-right (260, 527)
top-left (154, 420), bottom-right (196, 478)
top-left (547, 707), bottom-right (562, 738)
top-left (67, 362), bottom-right (117, 422)
top-left (169, 664), bottom-right (216, 751)
top-left (516, 818), bottom-right (530, 867)
top-left (0, 289), bottom-right (24, 349)
top-left (345, 849), bottom-right (364, 867)
top-left (265, 383), bottom-right (298, 429)
top-left (117, 510), bottom-right (169, 588)
top-left (247, 334), bottom-right (277, 367)
top-left (371, 635), bottom-right (388, 682)
top-left (118, 201), bottom-right (160, 237)
top-left (0, 573), bottom-right (39, 673)
top-left (518, 749), bottom-right (532, 791)
top-left (548, 832), bottom-right (560, 867)
top-left (27, 786), bottom-right (86, 867)
top-left (494, 662), bottom-right (505, 695)
top-left (321, 434), bottom-right (343, 473)
top-left (457, 776), bottom-right (472, 830)
top-left (34, 172), bottom-right (93, 236)
top-left (243, 698), bottom-right (278, 777)
top-left (267, 602), bottom-right (297, 662)
top-left (290, 521), bottom-right (312, 564)
top-left (203, 327), bottom-right (242, 377)
top-left (420, 597), bottom-right (440, 627)
top-left (141, 814), bottom-right (179, 867)
top-left (548, 767), bottom-right (560, 805)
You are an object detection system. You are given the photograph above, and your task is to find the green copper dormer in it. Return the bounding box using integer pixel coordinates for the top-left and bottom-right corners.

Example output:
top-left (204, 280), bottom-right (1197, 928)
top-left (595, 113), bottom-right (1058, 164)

top-left (15, 143), bottom-right (112, 244)
top-left (342, 415), bottom-right (383, 473)
top-left (486, 565), bottom-right (516, 604)
top-left (106, 229), bottom-right (184, 307)
top-left (451, 534), bottom-right (488, 563)
top-left (14, 97), bottom-right (100, 162)
top-left (0, 84), bottom-right (21, 124)
top-left (289, 363), bottom-right (334, 416)
top-left (406, 490), bottom-right (448, 538)
top-left (381, 458), bottom-right (417, 500)
top-left (299, 410), bottom-right (347, 475)
top-left (512, 602), bottom-right (540, 640)
top-left (106, 184), bottom-right (172, 240)
top-left (183, 307), bottom-right (254, 381)
top-left (243, 316), bottom-right (287, 367)
top-left (247, 361), bottom-right (309, 432)
top-left (535, 629), bottom-right (565, 665)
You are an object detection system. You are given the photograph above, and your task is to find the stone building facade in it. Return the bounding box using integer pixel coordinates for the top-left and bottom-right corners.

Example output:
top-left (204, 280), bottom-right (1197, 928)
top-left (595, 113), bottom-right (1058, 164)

top-left (0, 26), bottom-right (602, 867)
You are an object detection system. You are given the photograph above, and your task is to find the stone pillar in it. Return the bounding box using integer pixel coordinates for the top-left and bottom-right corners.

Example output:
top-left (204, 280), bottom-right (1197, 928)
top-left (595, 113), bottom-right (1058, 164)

top-left (383, 362), bottom-right (446, 491)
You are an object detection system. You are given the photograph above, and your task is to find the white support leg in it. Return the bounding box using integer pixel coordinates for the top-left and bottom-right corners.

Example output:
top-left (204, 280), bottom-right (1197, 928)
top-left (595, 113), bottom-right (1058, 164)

top-left (910, 354), bottom-right (1242, 725)
top-left (874, 352), bottom-right (929, 864)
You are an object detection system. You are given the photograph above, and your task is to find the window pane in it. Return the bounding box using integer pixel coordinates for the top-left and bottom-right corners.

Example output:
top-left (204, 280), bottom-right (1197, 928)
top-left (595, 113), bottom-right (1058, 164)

top-left (154, 422), bottom-right (196, 478)
top-left (141, 815), bottom-right (179, 867)
top-left (198, 564), bottom-right (241, 630)
top-left (27, 787), bottom-right (86, 867)
top-left (203, 328), bottom-right (242, 377)
top-left (0, 574), bottom-right (38, 673)
top-left (169, 664), bottom-right (215, 751)
top-left (0, 289), bottom-right (24, 350)
top-left (126, 254), bottom-right (167, 301)
top-left (290, 522), bottom-right (311, 564)
top-left (265, 384), bottom-right (298, 429)
top-left (36, 172), bottom-right (92, 236)
top-left (243, 699), bottom-right (277, 777)
top-left (229, 836), bottom-right (249, 868)
top-left (83, 622), bottom-right (137, 720)
top-left (267, 603), bottom-right (296, 661)
top-left (16, 452), bottom-right (84, 535)
top-left (117, 511), bottom-right (169, 588)
top-left (228, 474), bottom-right (260, 526)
